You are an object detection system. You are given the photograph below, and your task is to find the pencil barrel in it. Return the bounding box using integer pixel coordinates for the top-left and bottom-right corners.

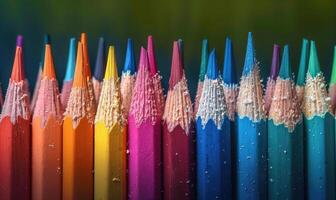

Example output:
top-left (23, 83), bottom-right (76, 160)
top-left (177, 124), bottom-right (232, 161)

top-left (163, 124), bottom-right (196, 200)
top-left (268, 121), bottom-right (304, 199)
top-left (128, 117), bottom-right (162, 200)
top-left (196, 118), bottom-right (232, 199)
top-left (32, 117), bottom-right (62, 200)
top-left (236, 117), bottom-right (267, 200)
top-left (94, 123), bottom-right (127, 200)
top-left (305, 114), bottom-right (336, 199)
top-left (63, 117), bottom-right (94, 200)
top-left (0, 117), bottom-right (31, 200)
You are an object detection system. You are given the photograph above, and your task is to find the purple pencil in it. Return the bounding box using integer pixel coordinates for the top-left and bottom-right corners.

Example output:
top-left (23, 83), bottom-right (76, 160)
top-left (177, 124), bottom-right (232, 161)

top-left (128, 47), bottom-right (162, 200)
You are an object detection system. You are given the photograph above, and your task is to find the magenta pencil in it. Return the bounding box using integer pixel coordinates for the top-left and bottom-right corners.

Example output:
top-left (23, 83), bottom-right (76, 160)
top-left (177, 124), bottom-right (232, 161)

top-left (147, 35), bottom-right (165, 117)
top-left (163, 41), bottom-right (195, 200)
top-left (128, 47), bottom-right (162, 200)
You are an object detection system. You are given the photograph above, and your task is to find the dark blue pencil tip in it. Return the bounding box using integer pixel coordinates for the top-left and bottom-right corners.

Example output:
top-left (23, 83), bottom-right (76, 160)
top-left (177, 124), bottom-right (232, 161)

top-left (242, 32), bottom-right (255, 76)
top-left (123, 38), bottom-right (136, 74)
top-left (223, 37), bottom-right (237, 84)
top-left (44, 34), bottom-right (51, 45)
top-left (269, 44), bottom-right (280, 80)
top-left (93, 37), bottom-right (106, 81)
top-left (206, 49), bottom-right (218, 79)
top-left (199, 39), bottom-right (208, 81)
top-left (279, 45), bottom-right (291, 79)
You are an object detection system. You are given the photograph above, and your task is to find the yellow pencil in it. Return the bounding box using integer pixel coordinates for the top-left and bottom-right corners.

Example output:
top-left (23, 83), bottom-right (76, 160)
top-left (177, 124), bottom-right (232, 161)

top-left (95, 46), bottom-right (126, 200)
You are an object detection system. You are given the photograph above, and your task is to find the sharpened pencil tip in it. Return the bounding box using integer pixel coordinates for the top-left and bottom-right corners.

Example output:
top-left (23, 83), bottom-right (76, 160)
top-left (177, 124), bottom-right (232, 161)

top-left (93, 37), bottom-right (106, 81)
top-left (223, 37), bottom-right (237, 84)
top-left (207, 49), bottom-right (218, 79)
top-left (104, 46), bottom-right (118, 80)
top-left (279, 45), bottom-right (291, 79)
top-left (199, 39), bottom-right (208, 81)
top-left (64, 38), bottom-right (77, 81)
top-left (147, 35), bottom-right (157, 75)
top-left (169, 41), bottom-right (183, 88)
top-left (43, 44), bottom-right (56, 79)
top-left (242, 32), bottom-right (255, 76)
top-left (270, 44), bottom-right (280, 80)
top-left (123, 38), bottom-right (136, 74)
top-left (331, 46), bottom-right (336, 84)
top-left (308, 41), bottom-right (321, 77)
top-left (44, 34), bottom-right (51, 45)
top-left (139, 47), bottom-right (149, 71)
top-left (16, 35), bottom-right (23, 47)
top-left (296, 38), bottom-right (309, 86)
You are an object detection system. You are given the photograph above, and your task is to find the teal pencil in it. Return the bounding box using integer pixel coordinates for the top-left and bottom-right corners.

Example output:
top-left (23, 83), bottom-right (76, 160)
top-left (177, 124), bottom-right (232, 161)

top-left (296, 39), bottom-right (309, 109)
top-left (303, 41), bottom-right (335, 199)
top-left (268, 45), bottom-right (304, 199)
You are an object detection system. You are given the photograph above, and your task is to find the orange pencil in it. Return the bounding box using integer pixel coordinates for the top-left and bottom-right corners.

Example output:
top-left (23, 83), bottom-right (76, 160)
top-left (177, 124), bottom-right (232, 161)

top-left (81, 33), bottom-right (97, 108)
top-left (63, 41), bottom-right (95, 200)
top-left (0, 35), bottom-right (31, 200)
top-left (32, 40), bottom-right (63, 200)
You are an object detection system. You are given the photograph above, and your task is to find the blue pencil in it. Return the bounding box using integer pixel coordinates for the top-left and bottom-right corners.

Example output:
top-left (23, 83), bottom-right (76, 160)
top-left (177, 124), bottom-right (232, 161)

top-left (236, 32), bottom-right (267, 200)
top-left (92, 37), bottom-right (106, 102)
top-left (268, 45), bottom-right (304, 199)
top-left (303, 41), bottom-right (336, 199)
top-left (196, 49), bottom-right (230, 199)
top-left (61, 37), bottom-right (76, 110)
top-left (222, 37), bottom-right (238, 198)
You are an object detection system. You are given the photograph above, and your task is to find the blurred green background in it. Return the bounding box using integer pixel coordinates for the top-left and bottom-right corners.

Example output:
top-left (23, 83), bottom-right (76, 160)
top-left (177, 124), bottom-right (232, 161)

top-left (0, 0), bottom-right (335, 98)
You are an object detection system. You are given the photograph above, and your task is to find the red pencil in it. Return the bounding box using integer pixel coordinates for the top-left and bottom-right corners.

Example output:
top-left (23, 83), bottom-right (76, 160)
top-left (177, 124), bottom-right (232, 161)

top-left (163, 41), bottom-right (195, 199)
top-left (0, 35), bottom-right (31, 200)
top-left (147, 35), bottom-right (165, 117)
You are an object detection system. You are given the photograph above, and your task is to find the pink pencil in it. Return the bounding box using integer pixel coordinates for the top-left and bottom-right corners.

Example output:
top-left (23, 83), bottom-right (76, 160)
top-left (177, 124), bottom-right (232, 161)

top-left (128, 47), bottom-right (162, 200)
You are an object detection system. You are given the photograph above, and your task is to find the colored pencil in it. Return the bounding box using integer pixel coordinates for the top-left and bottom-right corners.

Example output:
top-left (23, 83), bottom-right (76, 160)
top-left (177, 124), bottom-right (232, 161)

top-left (194, 39), bottom-right (208, 116)
top-left (223, 37), bottom-right (238, 122)
top-left (32, 39), bottom-right (63, 200)
top-left (236, 32), bottom-right (267, 200)
top-left (163, 41), bottom-right (195, 200)
top-left (95, 46), bottom-right (127, 200)
top-left (268, 45), bottom-right (304, 199)
top-left (147, 35), bottom-right (165, 117)
top-left (196, 48), bottom-right (230, 199)
top-left (92, 37), bottom-right (106, 102)
top-left (61, 38), bottom-right (77, 110)
top-left (31, 34), bottom-right (50, 112)
top-left (128, 47), bottom-right (162, 200)
top-left (222, 37), bottom-right (238, 199)
top-left (81, 32), bottom-right (97, 109)
top-left (296, 39), bottom-right (309, 109)
top-left (63, 41), bottom-right (95, 200)
top-left (0, 35), bottom-right (31, 200)
top-left (303, 41), bottom-right (336, 199)
top-left (264, 44), bottom-right (280, 114)
top-left (120, 38), bottom-right (136, 122)
top-left (329, 46), bottom-right (336, 115)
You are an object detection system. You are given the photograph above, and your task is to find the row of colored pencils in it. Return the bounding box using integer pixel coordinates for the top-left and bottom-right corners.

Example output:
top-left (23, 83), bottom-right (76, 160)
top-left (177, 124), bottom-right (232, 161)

top-left (0, 32), bottom-right (335, 200)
